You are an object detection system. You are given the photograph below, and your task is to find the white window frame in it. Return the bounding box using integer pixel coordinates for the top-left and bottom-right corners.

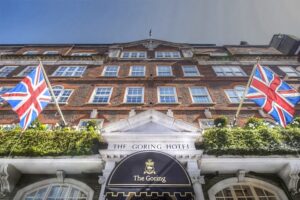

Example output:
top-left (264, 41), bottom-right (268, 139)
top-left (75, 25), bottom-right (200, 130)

top-left (278, 66), bottom-right (300, 77)
top-left (189, 87), bottom-right (212, 104)
top-left (102, 66), bottom-right (120, 77)
top-left (198, 119), bottom-right (215, 129)
top-left (23, 50), bottom-right (39, 55)
top-left (71, 52), bottom-right (96, 56)
top-left (51, 86), bottom-right (73, 104)
top-left (157, 87), bottom-right (178, 104)
top-left (13, 178), bottom-right (94, 200)
top-left (52, 66), bottom-right (87, 77)
top-left (155, 51), bottom-right (181, 59)
top-left (89, 87), bottom-right (113, 104)
top-left (17, 66), bottom-right (36, 77)
top-left (78, 119), bottom-right (104, 130)
top-left (182, 65), bottom-right (200, 77)
top-left (43, 51), bottom-right (59, 55)
top-left (213, 66), bottom-right (247, 77)
top-left (208, 177), bottom-right (288, 200)
top-left (0, 86), bottom-right (13, 103)
top-left (156, 66), bottom-right (173, 77)
top-left (120, 51), bottom-right (147, 59)
top-left (225, 85), bottom-right (252, 104)
top-left (129, 66), bottom-right (145, 77)
top-left (0, 66), bottom-right (18, 77)
top-left (124, 87), bottom-right (144, 104)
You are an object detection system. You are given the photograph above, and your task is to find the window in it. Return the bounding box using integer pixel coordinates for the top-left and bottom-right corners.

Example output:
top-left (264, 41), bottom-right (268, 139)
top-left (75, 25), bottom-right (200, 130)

top-left (279, 66), bottom-right (300, 77)
top-left (102, 66), bottom-right (119, 77)
top-left (182, 66), bottom-right (200, 77)
top-left (208, 178), bottom-right (287, 200)
top-left (189, 87), bottom-right (212, 103)
top-left (43, 51), bottom-right (59, 55)
top-left (130, 66), bottom-right (145, 77)
top-left (78, 119), bottom-right (104, 130)
top-left (225, 86), bottom-right (251, 103)
top-left (213, 66), bottom-right (246, 76)
top-left (121, 51), bottom-right (147, 59)
top-left (155, 51), bottom-right (181, 58)
top-left (71, 52), bottom-right (96, 56)
top-left (90, 87), bottom-right (113, 103)
top-left (0, 66), bottom-right (18, 77)
top-left (157, 66), bottom-right (172, 76)
top-left (52, 66), bottom-right (86, 77)
top-left (14, 179), bottom-right (94, 200)
top-left (23, 51), bottom-right (39, 55)
top-left (51, 86), bottom-right (73, 104)
top-left (18, 66), bottom-right (36, 77)
top-left (158, 87), bottom-right (177, 103)
top-left (0, 87), bottom-right (12, 103)
top-left (214, 185), bottom-right (277, 200)
top-left (199, 119), bottom-right (215, 129)
top-left (125, 87), bottom-right (144, 103)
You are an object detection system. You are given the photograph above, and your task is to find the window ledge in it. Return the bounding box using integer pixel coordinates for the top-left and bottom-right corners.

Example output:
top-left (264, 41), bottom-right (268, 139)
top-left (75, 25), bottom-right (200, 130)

top-left (122, 103), bottom-right (145, 105)
top-left (156, 102), bottom-right (181, 105)
top-left (191, 102), bottom-right (216, 105)
top-left (86, 102), bottom-right (110, 105)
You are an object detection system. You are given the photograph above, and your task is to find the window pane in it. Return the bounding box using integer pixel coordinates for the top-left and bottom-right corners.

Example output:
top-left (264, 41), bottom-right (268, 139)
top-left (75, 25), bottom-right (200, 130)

top-left (19, 66), bottom-right (36, 76)
top-left (53, 66), bottom-right (86, 77)
top-left (92, 87), bottom-right (112, 103)
top-left (131, 66), bottom-right (145, 76)
top-left (183, 66), bottom-right (199, 76)
top-left (104, 66), bottom-right (118, 77)
top-left (159, 87), bottom-right (176, 103)
top-left (126, 87), bottom-right (143, 103)
top-left (157, 66), bottom-right (172, 76)
top-left (0, 66), bottom-right (17, 77)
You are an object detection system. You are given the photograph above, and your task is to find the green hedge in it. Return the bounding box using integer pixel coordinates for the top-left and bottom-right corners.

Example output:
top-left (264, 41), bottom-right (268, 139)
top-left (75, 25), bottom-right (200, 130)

top-left (0, 129), bottom-right (104, 157)
top-left (199, 127), bottom-right (300, 155)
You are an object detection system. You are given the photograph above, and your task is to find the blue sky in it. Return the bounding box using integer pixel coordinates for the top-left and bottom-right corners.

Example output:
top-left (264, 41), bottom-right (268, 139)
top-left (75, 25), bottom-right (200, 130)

top-left (0, 0), bottom-right (300, 45)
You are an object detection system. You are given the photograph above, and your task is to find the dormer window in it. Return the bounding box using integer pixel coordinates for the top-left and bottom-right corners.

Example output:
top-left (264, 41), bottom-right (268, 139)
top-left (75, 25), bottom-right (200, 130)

top-left (121, 51), bottom-right (147, 59)
top-left (43, 51), bottom-right (59, 55)
top-left (71, 52), bottom-right (96, 56)
top-left (155, 51), bottom-right (181, 59)
top-left (23, 51), bottom-right (39, 55)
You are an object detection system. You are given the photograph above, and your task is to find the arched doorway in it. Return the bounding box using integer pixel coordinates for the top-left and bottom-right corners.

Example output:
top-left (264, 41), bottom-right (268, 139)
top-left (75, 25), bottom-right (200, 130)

top-left (104, 151), bottom-right (195, 200)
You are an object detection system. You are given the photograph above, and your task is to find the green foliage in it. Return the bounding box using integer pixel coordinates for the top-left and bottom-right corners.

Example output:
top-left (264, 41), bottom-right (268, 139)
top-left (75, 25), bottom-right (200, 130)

top-left (201, 126), bottom-right (300, 155)
top-left (0, 129), bottom-right (104, 157)
top-left (214, 116), bottom-right (228, 128)
top-left (288, 117), bottom-right (300, 128)
top-left (244, 117), bottom-right (266, 129)
top-left (85, 120), bottom-right (98, 131)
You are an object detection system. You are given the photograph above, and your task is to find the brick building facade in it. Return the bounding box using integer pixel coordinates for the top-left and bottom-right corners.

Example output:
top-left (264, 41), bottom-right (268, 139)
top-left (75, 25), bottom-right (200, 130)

top-left (0, 35), bottom-right (300, 200)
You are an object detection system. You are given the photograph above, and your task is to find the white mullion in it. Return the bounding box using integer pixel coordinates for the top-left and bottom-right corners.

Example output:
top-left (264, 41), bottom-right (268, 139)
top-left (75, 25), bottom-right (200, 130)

top-left (249, 185), bottom-right (260, 200)
top-left (43, 185), bottom-right (52, 200)
top-left (230, 186), bottom-right (238, 200)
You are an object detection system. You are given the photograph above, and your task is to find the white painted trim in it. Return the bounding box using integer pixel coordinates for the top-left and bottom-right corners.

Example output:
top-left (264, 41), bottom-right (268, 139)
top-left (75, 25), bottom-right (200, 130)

top-left (13, 178), bottom-right (94, 200)
top-left (0, 156), bottom-right (103, 174)
top-left (155, 51), bottom-right (181, 59)
top-left (156, 65), bottom-right (173, 77)
top-left (102, 109), bottom-right (199, 133)
top-left (50, 85), bottom-right (73, 104)
top-left (23, 51), bottom-right (39, 55)
top-left (43, 51), bottom-right (59, 55)
top-left (188, 86), bottom-right (212, 103)
top-left (17, 65), bottom-right (36, 77)
top-left (120, 51), bottom-right (147, 59)
top-left (101, 65), bottom-right (120, 77)
top-left (88, 86), bottom-right (113, 104)
top-left (157, 86), bottom-right (178, 103)
top-left (212, 65), bottom-right (247, 77)
top-left (0, 65), bottom-right (18, 77)
top-left (208, 177), bottom-right (288, 200)
top-left (182, 65), bottom-right (200, 77)
top-left (129, 65), bottom-right (146, 77)
top-left (51, 66), bottom-right (87, 77)
top-left (124, 86), bottom-right (144, 104)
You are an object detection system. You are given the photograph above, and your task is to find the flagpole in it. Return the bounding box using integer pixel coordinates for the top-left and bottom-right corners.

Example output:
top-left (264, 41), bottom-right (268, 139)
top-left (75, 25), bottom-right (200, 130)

top-left (233, 57), bottom-right (260, 126)
top-left (38, 58), bottom-right (67, 126)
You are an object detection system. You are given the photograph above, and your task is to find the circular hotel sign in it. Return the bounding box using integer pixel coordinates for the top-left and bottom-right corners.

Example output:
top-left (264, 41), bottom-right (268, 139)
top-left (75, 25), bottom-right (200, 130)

top-left (107, 151), bottom-right (192, 187)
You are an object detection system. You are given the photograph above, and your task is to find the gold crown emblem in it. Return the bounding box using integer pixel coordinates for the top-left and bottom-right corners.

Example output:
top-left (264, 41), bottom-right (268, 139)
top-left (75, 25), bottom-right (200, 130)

top-left (144, 159), bottom-right (156, 175)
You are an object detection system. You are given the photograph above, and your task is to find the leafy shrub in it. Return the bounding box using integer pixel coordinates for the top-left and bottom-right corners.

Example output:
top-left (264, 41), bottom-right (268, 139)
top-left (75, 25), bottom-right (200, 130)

top-left (201, 126), bottom-right (300, 155)
top-left (0, 129), bottom-right (105, 157)
top-left (244, 117), bottom-right (266, 129)
top-left (214, 116), bottom-right (228, 128)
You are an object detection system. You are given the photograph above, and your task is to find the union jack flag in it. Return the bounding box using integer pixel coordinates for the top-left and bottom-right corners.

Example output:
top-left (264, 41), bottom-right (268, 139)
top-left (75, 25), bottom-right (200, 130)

top-left (0, 63), bottom-right (51, 130)
top-left (246, 64), bottom-right (300, 127)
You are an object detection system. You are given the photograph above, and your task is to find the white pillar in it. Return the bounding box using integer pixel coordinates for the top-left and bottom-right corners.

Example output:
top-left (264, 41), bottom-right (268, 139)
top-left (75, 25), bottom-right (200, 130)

top-left (187, 160), bottom-right (205, 200)
top-left (98, 161), bottom-right (115, 200)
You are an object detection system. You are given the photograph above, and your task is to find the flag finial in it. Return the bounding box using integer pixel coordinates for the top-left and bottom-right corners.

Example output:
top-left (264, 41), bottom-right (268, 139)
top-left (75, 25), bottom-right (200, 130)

top-left (149, 29), bottom-right (152, 39)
